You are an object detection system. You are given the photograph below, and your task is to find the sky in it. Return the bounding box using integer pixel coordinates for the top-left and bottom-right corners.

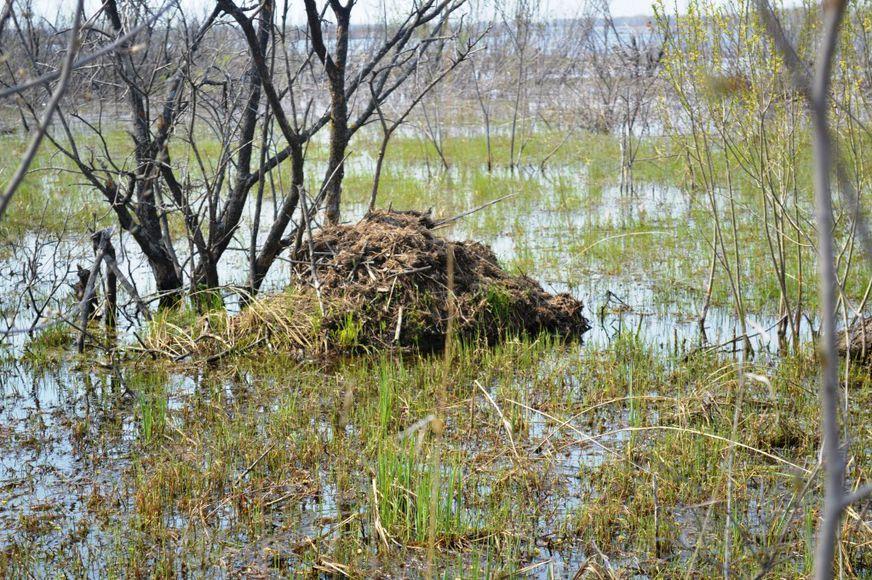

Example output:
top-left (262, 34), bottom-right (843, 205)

top-left (32, 0), bottom-right (662, 25)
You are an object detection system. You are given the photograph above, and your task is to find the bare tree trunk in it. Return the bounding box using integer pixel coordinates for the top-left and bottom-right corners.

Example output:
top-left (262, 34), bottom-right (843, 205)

top-left (323, 101), bottom-right (349, 225)
top-left (77, 233), bottom-right (109, 353)
top-left (471, 60), bottom-right (493, 172)
top-left (250, 107), bottom-right (273, 295)
top-left (699, 222), bottom-right (717, 341)
top-left (104, 0), bottom-right (184, 308)
top-left (369, 129), bottom-right (392, 212)
top-left (315, 2), bottom-right (351, 226)
top-left (809, 4), bottom-right (847, 577)
top-left (753, 1), bottom-right (857, 576)
top-left (101, 233), bottom-right (117, 330)
top-left (194, 0), bottom-right (275, 302)
top-left (253, 143), bottom-right (304, 293)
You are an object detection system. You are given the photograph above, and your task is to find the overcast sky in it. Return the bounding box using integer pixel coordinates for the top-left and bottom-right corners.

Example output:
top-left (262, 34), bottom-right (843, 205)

top-left (32, 0), bottom-right (663, 25)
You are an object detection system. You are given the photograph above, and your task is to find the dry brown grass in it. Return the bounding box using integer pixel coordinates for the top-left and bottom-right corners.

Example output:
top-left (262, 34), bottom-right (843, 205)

top-left (142, 288), bottom-right (321, 362)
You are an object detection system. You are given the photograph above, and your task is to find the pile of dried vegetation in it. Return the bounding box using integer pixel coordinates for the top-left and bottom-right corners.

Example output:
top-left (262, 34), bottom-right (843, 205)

top-left (292, 210), bottom-right (590, 351)
top-left (145, 210), bottom-right (590, 359)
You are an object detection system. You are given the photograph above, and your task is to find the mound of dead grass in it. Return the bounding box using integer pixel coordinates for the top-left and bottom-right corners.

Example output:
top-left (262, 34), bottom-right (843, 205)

top-left (143, 210), bottom-right (590, 360)
top-left (291, 210), bottom-right (590, 351)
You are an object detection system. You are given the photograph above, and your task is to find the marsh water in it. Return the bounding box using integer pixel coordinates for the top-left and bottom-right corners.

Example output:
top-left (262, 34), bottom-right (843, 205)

top-left (0, 157), bottom-right (829, 576)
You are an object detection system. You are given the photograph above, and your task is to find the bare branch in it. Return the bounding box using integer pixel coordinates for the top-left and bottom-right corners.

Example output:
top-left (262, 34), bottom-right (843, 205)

top-left (0, 0), bottom-right (84, 220)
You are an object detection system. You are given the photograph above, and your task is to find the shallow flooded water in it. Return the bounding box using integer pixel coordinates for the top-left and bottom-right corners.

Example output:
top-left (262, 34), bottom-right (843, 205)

top-left (0, 159), bottom-right (860, 577)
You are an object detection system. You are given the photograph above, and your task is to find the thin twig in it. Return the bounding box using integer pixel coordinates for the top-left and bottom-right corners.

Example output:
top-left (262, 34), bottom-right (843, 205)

top-left (475, 380), bottom-right (520, 463)
top-left (233, 442), bottom-right (276, 488)
top-left (432, 193), bottom-right (518, 229)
